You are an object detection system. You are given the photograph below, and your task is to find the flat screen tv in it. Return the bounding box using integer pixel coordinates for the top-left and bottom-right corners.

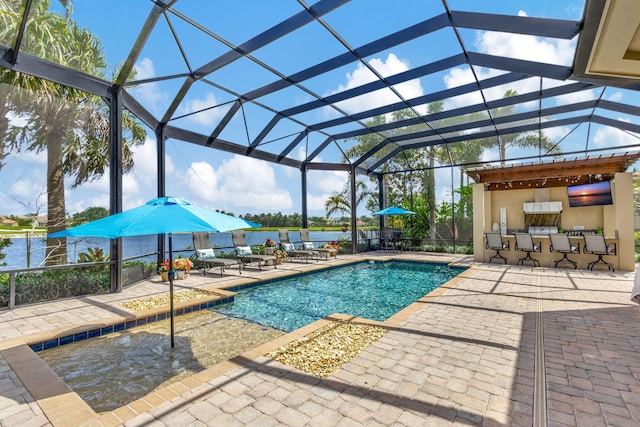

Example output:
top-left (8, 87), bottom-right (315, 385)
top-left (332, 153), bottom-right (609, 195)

top-left (567, 181), bottom-right (613, 207)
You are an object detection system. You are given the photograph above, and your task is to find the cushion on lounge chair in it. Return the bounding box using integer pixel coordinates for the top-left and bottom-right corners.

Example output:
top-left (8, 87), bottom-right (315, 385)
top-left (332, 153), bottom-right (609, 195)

top-left (236, 246), bottom-right (253, 256)
top-left (302, 242), bottom-right (314, 249)
top-left (196, 249), bottom-right (216, 260)
top-left (282, 243), bottom-right (294, 251)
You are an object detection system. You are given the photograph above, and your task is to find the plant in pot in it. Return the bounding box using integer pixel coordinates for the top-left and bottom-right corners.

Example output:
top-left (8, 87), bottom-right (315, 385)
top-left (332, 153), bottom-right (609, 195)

top-left (261, 238), bottom-right (287, 264)
top-left (158, 259), bottom-right (170, 282)
top-left (173, 256), bottom-right (193, 279)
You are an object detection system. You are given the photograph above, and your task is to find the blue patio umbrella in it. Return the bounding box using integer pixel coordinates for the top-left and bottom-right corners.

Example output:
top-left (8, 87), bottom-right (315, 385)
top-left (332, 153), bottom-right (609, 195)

top-left (372, 206), bottom-right (415, 216)
top-left (49, 197), bottom-right (261, 347)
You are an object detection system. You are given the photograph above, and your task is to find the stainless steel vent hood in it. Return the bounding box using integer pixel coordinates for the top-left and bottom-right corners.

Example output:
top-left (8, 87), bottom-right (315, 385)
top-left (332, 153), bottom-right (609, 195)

top-left (523, 201), bottom-right (562, 214)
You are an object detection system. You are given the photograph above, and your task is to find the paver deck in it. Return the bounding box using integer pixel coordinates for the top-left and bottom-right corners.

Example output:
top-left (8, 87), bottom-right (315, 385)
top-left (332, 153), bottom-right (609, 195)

top-left (0, 252), bottom-right (638, 426)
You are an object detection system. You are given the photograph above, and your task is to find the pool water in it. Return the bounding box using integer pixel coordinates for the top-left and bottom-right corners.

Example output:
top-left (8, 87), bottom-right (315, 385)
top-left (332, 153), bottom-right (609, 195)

top-left (214, 261), bottom-right (465, 332)
top-left (38, 260), bottom-right (464, 413)
top-left (38, 310), bottom-right (285, 413)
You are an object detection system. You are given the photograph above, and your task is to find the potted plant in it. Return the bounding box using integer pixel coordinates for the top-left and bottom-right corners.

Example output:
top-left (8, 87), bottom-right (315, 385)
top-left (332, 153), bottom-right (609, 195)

top-left (158, 259), bottom-right (170, 282)
top-left (173, 256), bottom-right (193, 279)
top-left (261, 238), bottom-right (287, 264)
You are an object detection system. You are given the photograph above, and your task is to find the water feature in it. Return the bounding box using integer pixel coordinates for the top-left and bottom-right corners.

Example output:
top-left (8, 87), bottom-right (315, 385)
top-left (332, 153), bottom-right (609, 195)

top-left (37, 260), bottom-right (464, 413)
top-left (38, 310), bottom-right (285, 413)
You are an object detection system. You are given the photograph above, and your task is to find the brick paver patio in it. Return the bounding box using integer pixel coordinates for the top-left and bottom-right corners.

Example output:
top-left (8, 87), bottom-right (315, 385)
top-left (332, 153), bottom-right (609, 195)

top-left (0, 253), bottom-right (637, 426)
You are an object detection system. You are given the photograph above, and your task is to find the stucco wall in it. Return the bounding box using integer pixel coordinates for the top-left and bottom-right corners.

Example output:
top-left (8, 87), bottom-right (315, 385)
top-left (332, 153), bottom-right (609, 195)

top-left (473, 172), bottom-right (634, 271)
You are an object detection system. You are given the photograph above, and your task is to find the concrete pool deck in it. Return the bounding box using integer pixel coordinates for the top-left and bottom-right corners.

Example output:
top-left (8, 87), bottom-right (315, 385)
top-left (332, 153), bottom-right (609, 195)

top-left (0, 252), bottom-right (638, 426)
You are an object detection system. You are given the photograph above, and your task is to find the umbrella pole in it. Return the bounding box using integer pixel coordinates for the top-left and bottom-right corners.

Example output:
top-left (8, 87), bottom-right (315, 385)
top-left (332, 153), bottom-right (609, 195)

top-left (168, 233), bottom-right (175, 348)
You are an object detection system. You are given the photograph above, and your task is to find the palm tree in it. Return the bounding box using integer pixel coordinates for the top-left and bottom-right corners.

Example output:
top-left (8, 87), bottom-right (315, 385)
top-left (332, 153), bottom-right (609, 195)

top-left (1, 0), bottom-right (146, 264)
top-left (484, 90), bottom-right (560, 163)
top-left (325, 180), bottom-right (373, 220)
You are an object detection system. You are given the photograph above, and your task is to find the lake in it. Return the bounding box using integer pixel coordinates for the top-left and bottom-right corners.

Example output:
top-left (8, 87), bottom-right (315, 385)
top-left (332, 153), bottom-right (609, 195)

top-left (0, 230), bottom-right (350, 270)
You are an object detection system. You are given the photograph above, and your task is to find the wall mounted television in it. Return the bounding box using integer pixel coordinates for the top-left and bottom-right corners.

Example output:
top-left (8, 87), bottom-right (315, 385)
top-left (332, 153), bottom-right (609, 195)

top-left (567, 181), bottom-right (613, 207)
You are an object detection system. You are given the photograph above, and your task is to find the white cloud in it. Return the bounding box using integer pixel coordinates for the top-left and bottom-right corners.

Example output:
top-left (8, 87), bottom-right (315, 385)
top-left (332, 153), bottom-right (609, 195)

top-left (9, 179), bottom-right (46, 208)
top-left (309, 170), bottom-right (348, 194)
top-left (592, 121), bottom-right (640, 147)
top-left (475, 29), bottom-right (575, 66)
top-left (442, 22), bottom-right (577, 110)
top-left (327, 53), bottom-right (426, 117)
top-left (606, 91), bottom-right (624, 102)
top-left (542, 125), bottom-right (571, 141)
top-left (181, 156), bottom-right (293, 213)
top-left (131, 58), bottom-right (169, 115)
top-left (177, 92), bottom-right (226, 126)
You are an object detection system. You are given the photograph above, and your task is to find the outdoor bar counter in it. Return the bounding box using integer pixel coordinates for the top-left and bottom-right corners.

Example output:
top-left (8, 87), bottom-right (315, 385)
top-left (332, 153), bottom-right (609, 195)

top-left (483, 234), bottom-right (619, 270)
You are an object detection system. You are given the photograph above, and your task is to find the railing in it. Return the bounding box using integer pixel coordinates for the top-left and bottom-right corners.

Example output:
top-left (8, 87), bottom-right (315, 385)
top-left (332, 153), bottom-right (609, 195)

top-left (0, 252), bottom-right (162, 310)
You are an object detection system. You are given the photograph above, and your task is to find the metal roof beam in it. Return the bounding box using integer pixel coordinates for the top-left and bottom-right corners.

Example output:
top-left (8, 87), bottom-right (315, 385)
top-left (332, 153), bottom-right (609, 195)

top-left (354, 100), bottom-right (600, 169)
top-left (241, 13), bottom-right (450, 101)
top-left (278, 132), bottom-right (307, 162)
top-left (469, 52), bottom-right (572, 80)
top-left (247, 114), bottom-right (282, 154)
top-left (280, 54), bottom-right (467, 117)
top-left (310, 72), bottom-right (531, 133)
top-left (450, 11), bottom-right (580, 39)
top-left (352, 82), bottom-right (596, 167)
top-left (0, 45), bottom-right (111, 98)
top-left (206, 100), bottom-right (242, 146)
top-left (160, 0), bottom-right (346, 125)
top-left (163, 126), bottom-right (302, 169)
top-left (192, 0), bottom-right (348, 79)
top-left (115, 1), bottom-right (177, 87)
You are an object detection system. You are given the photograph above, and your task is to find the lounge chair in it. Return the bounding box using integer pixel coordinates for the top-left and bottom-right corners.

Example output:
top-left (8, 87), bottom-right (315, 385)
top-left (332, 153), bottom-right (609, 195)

top-left (278, 229), bottom-right (315, 263)
top-left (549, 233), bottom-right (580, 269)
top-left (300, 228), bottom-right (337, 259)
top-left (230, 230), bottom-right (277, 270)
top-left (192, 232), bottom-right (241, 277)
top-left (485, 231), bottom-right (509, 264)
top-left (514, 233), bottom-right (541, 267)
top-left (583, 234), bottom-right (617, 272)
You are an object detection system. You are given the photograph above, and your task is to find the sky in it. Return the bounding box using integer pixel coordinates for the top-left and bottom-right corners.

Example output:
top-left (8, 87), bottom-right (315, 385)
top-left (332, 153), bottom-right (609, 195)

top-left (2, 0), bottom-right (639, 219)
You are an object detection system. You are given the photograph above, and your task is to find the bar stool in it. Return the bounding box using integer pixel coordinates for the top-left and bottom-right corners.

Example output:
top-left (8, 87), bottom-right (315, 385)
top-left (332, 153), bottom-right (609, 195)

top-left (549, 233), bottom-right (580, 269)
top-left (514, 233), bottom-right (541, 267)
top-left (485, 232), bottom-right (509, 264)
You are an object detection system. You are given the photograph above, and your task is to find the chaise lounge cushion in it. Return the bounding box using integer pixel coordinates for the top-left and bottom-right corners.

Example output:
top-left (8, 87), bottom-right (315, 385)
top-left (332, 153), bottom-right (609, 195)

top-left (196, 249), bottom-right (217, 260)
top-left (302, 242), bottom-right (314, 249)
top-left (282, 243), bottom-right (294, 251)
top-left (235, 246), bottom-right (253, 256)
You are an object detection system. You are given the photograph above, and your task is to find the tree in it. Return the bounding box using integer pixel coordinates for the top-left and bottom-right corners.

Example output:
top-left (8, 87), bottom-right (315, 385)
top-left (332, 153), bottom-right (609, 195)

top-left (325, 180), bottom-right (373, 219)
top-left (0, 0), bottom-right (146, 264)
top-left (483, 90), bottom-right (560, 163)
top-left (70, 206), bottom-right (109, 226)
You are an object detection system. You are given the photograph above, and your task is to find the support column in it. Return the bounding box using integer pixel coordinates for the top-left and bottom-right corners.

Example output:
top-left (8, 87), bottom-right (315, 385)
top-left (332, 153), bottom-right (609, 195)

top-left (156, 124), bottom-right (166, 267)
top-left (301, 165), bottom-right (308, 229)
top-left (377, 173), bottom-right (385, 230)
top-left (109, 85), bottom-right (123, 293)
top-left (613, 172), bottom-right (634, 270)
top-left (472, 183), bottom-right (487, 262)
top-left (350, 166), bottom-right (357, 254)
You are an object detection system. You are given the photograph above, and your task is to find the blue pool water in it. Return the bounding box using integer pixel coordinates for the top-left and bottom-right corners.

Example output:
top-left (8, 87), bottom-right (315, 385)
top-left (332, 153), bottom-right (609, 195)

top-left (214, 261), bottom-right (465, 332)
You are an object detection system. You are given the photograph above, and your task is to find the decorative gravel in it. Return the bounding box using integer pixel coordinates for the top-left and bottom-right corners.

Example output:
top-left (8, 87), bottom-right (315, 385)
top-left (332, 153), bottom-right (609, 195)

top-left (122, 289), bottom-right (218, 311)
top-left (266, 320), bottom-right (387, 378)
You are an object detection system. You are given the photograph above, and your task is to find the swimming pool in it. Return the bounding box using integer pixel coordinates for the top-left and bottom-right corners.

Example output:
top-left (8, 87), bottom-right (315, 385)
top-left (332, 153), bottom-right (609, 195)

top-left (37, 260), bottom-right (465, 412)
top-left (214, 260), bottom-right (465, 331)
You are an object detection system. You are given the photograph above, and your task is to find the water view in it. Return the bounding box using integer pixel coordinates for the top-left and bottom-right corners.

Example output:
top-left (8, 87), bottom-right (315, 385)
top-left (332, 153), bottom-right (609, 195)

top-left (1, 230), bottom-right (349, 270)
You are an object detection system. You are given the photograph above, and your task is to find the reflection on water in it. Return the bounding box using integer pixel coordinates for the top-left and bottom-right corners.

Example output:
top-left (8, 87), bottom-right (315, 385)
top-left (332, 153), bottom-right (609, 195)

top-left (38, 310), bottom-right (285, 413)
